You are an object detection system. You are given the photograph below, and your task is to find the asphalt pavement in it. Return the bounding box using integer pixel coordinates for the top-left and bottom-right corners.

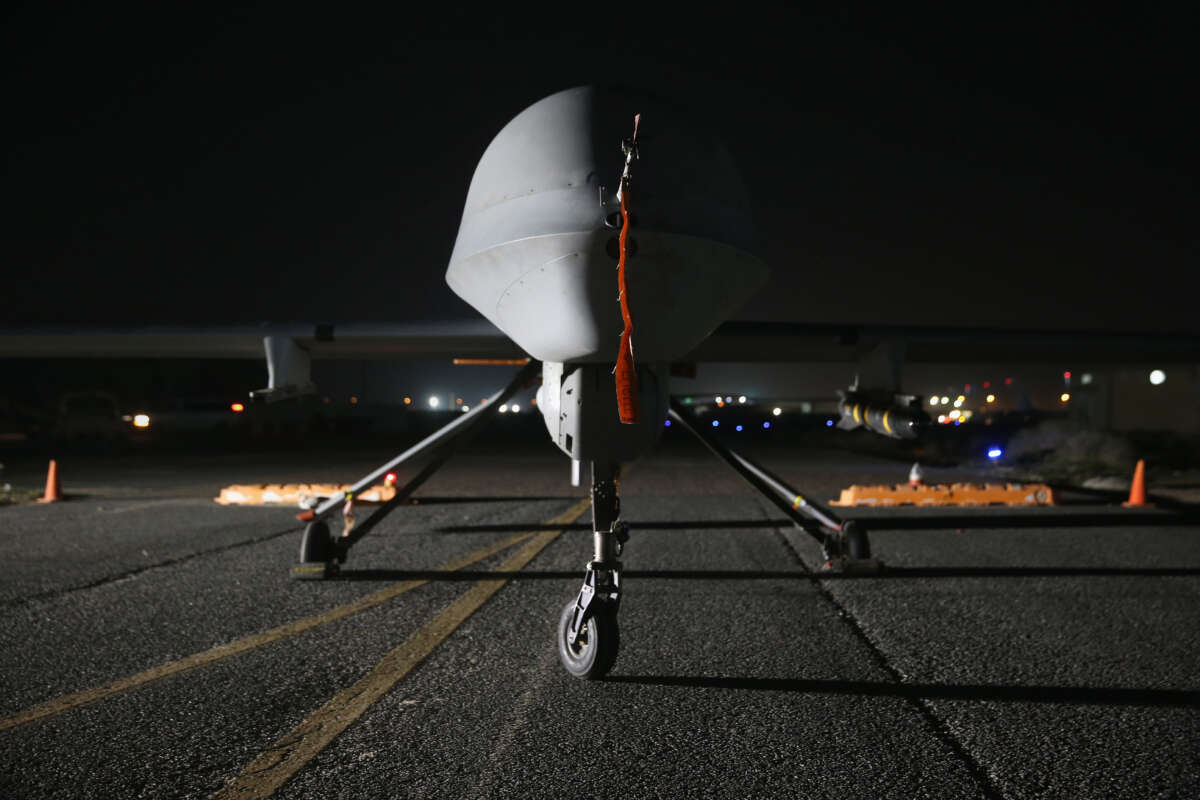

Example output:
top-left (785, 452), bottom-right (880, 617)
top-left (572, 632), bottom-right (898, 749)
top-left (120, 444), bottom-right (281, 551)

top-left (1, 435), bottom-right (1197, 798)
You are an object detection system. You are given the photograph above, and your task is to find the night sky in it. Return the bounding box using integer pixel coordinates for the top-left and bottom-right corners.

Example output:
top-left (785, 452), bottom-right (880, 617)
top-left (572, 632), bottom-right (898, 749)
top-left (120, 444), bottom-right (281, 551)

top-left (2, 7), bottom-right (1195, 335)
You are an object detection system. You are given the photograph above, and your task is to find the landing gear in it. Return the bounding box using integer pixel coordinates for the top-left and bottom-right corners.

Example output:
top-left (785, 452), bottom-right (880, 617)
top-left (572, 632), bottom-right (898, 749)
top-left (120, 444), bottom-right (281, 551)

top-left (559, 461), bottom-right (627, 679)
top-left (294, 520), bottom-right (339, 580)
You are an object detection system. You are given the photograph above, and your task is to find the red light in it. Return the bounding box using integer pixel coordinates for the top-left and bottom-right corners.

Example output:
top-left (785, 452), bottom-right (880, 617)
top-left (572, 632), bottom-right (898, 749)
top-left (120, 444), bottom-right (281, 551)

top-left (385, 472), bottom-right (397, 485)
top-left (964, 384), bottom-right (972, 392)
top-left (1004, 377), bottom-right (1013, 385)
top-left (983, 381), bottom-right (990, 388)
top-left (230, 402), bottom-right (245, 413)
top-left (1063, 371), bottom-right (1071, 379)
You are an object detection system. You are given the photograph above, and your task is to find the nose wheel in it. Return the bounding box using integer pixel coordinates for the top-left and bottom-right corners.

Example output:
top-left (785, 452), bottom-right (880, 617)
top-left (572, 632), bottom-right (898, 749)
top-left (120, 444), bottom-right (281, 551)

top-left (557, 600), bottom-right (620, 679)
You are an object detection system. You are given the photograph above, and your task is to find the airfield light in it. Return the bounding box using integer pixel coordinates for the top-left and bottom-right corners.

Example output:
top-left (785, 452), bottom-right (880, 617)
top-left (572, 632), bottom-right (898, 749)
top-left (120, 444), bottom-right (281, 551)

top-left (714, 395), bottom-right (722, 403)
top-left (385, 472), bottom-right (398, 485)
top-left (461, 405), bottom-right (470, 412)
top-left (1060, 393), bottom-right (1070, 403)
top-left (350, 396), bottom-right (359, 404)
top-left (962, 410), bottom-right (973, 420)
top-left (940, 396), bottom-right (949, 405)
top-left (772, 407), bottom-right (782, 416)
top-left (499, 404), bottom-right (509, 413)
top-left (725, 396), bottom-right (733, 403)
top-left (1150, 369), bottom-right (1166, 385)
top-left (133, 414), bottom-right (151, 428)
top-left (986, 394), bottom-right (996, 403)
top-left (230, 402), bottom-right (245, 413)
top-left (736, 424), bottom-right (744, 432)
top-left (953, 398), bottom-right (964, 408)
top-left (937, 415), bottom-right (947, 424)
top-left (964, 383), bottom-right (972, 392)
top-left (738, 396), bottom-right (746, 404)
top-left (956, 394), bottom-right (965, 403)
top-left (954, 419), bottom-right (962, 426)
top-left (530, 397), bottom-right (537, 405)
top-left (1081, 373), bottom-right (1093, 385)
top-left (683, 397), bottom-right (693, 404)
top-left (983, 381), bottom-right (991, 388)
top-left (712, 420), bottom-right (720, 427)
top-left (1004, 377), bottom-right (1013, 385)
top-left (456, 397), bottom-right (463, 405)
top-left (929, 395), bottom-right (939, 406)
top-left (1063, 371), bottom-right (1071, 379)
top-left (510, 403), bottom-right (520, 413)
top-left (949, 409), bottom-right (961, 420)
top-left (765, 422), bottom-right (773, 429)
top-left (987, 447), bottom-right (1003, 459)
top-left (322, 396), bottom-right (331, 405)
top-left (403, 396), bottom-right (412, 405)
top-left (825, 419), bottom-right (834, 427)
top-left (428, 396), bottom-right (440, 408)
top-left (664, 419), bottom-right (672, 427)
top-left (481, 397), bottom-right (487, 404)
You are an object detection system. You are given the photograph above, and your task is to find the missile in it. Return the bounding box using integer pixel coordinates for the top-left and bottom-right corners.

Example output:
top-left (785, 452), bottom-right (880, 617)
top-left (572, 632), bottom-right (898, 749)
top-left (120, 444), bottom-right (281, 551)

top-left (836, 390), bottom-right (929, 440)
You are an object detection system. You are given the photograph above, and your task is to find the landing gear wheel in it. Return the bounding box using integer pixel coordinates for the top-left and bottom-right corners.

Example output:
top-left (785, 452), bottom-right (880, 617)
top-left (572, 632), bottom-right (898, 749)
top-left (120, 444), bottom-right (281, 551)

top-left (841, 520), bottom-right (871, 560)
top-left (557, 601), bottom-right (619, 680)
top-left (293, 521), bottom-right (338, 580)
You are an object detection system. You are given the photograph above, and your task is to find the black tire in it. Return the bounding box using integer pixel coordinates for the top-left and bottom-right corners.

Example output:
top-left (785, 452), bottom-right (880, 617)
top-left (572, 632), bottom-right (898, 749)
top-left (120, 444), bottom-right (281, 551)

top-left (298, 521), bottom-right (334, 563)
top-left (557, 600), bottom-right (619, 680)
top-left (841, 520), bottom-right (871, 560)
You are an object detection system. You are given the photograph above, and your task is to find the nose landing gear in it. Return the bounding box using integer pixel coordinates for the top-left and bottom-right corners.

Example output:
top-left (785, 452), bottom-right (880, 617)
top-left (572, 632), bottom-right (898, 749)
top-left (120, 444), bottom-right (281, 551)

top-left (558, 462), bottom-right (626, 679)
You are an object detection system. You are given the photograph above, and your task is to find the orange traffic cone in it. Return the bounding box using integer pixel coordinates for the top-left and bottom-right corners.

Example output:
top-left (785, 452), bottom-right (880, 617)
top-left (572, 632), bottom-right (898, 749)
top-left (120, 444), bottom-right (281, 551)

top-left (37, 459), bottom-right (62, 503)
top-left (908, 462), bottom-right (924, 487)
top-left (1122, 459), bottom-right (1152, 507)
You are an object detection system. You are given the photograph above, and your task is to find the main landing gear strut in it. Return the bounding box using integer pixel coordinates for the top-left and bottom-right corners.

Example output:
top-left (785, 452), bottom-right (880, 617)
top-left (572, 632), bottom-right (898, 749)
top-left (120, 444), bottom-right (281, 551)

top-left (557, 461), bottom-right (628, 679)
top-left (292, 361), bottom-right (539, 579)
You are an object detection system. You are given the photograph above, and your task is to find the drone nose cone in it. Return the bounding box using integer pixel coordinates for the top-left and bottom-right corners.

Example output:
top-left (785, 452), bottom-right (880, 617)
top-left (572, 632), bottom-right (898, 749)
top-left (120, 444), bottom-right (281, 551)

top-left (446, 86), bottom-right (768, 364)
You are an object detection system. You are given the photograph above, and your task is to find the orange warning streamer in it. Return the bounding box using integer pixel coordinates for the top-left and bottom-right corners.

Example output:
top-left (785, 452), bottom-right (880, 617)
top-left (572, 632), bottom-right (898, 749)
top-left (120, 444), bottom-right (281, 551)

top-left (615, 177), bottom-right (639, 424)
top-left (615, 114), bottom-right (641, 425)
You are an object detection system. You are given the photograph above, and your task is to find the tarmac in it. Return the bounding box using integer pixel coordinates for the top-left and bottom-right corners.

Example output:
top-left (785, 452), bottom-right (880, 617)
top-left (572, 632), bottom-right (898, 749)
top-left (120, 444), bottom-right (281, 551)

top-left (1, 435), bottom-right (1197, 798)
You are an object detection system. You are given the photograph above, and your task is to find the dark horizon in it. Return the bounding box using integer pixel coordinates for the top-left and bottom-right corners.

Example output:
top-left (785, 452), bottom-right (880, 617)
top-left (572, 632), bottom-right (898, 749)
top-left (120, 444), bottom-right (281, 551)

top-left (2, 8), bottom-right (1194, 333)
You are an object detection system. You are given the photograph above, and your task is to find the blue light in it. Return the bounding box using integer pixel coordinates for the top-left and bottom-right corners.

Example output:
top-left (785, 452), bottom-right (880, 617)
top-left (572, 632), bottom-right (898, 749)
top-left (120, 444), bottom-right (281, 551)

top-left (735, 425), bottom-right (743, 432)
top-left (664, 419), bottom-right (671, 427)
top-left (712, 420), bottom-right (720, 427)
top-left (825, 419), bottom-right (834, 427)
top-left (763, 421), bottom-right (771, 429)
top-left (987, 447), bottom-right (1003, 459)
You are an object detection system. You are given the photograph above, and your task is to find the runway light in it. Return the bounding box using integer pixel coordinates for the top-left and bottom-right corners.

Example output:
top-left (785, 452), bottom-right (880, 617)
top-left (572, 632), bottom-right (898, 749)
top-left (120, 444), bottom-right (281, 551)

top-left (456, 397), bottom-right (463, 405)
top-left (714, 395), bottom-right (722, 403)
top-left (499, 404), bottom-right (509, 413)
top-left (461, 405), bottom-right (470, 412)
top-left (954, 419), bottom-right (962, 426)
top-left (1063, 371), bottom-right (1071, 379)
top-left (1060, 393), bottom-right (1070, 402)
top-left (964, 384), bottom-right (972, 392)
top-left (949, 409), bottom-right (961, 419)
top-left (929, 395), bottom-right (939, 406)
top-left (725, 396), bottom-right (732, 403)
top-left (987, 447), bottom-right (1003, 459)
top-left (735, 425), bottom-right (743, 432)
top-left (683, 397), bottom-right (693, 404)
top-left (937, 415), bottom-right (947, 424)
top-left (825, 419), bottom-right (833, 427)
top-left (403, 396), bottom-right (412, 405)
top-left (953, 398), bottom-right (964, 408)
top-left (940, 396), bottom-right (949, 405)
top-left (1004, 377), bottom-right (1013, 385)
top-left (1081, 373), bottom-right (1093, 385)
top-left (510, 403), bottom-right (520, 413)
top-left (983, 381), bottom-right (991, 388)
top-left (1150, 369), bottom-right (1166, 385)
top-left (986, 394), bottom-right (996, 403)
top-left (230, 402), bottom-right (245, 413)
top-left (664, 419), bottom-right (672, 427)
top-left (350, 396), bottom-right (359, 404)
top-left (428, 396), bottom-right (439, 408)
top-left (764, 421), bottom-right (773, 429)
top-left (772, 407), bottom-right (782, 416)
top-left (738, 395), bottom-right (746, 404)
top-left (133, 414), bottom-right (150, 428)
top-left (712, 420), bottom-right (720, 427)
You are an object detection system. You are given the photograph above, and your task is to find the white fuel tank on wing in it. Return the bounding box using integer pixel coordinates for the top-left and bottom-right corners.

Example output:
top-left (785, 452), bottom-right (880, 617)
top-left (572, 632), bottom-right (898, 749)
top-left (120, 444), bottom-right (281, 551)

top-left (445, 86), bottom-right (768, 364)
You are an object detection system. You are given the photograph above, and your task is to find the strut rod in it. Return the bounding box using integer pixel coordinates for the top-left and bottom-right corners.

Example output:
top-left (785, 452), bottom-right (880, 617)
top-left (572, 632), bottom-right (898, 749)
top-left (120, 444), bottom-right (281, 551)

top-left (667, 402), bottom-right (843, 547)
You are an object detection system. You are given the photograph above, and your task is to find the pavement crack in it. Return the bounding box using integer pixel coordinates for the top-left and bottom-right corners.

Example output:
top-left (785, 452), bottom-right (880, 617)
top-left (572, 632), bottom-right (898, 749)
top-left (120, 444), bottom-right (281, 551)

top-left (0, 523), bottom-right (303, 610)
top-left (769, 513), bottom-right (1006, 800)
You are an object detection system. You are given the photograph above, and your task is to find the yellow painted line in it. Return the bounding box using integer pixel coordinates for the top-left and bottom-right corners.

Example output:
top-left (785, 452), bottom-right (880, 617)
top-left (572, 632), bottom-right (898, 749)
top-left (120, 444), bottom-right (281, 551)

top-left (213, 497), bottom-right (591, 800)
top-left (0, 519), bottom-right (569, 733)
